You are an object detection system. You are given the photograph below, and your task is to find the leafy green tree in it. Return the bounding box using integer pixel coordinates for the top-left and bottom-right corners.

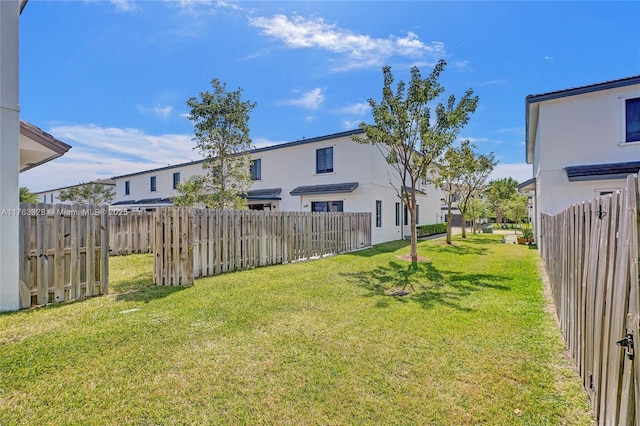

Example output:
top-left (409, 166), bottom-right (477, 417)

top-left (19, 187), bottom-right (38, 203)
top-left (466, 196), bottom-right (490, 234)
top-left (456, 146), bottom-right (496, 238)
top-left (173, 175), bottom-right (212, 208)
top-left (182, 78), bottom-right (256, 209)
top-left (431, 141), bottom-right (495, 242)
top-left (485, 177), bottom-right (518, 226)
top-left (431, 143), bottom-right (467, 245)
top-left (354, 60), bottom-right (478, 262)
top-left (58, 183), bottom-right (115, 205)
top-left (504, 194), bottom-right (529, 232)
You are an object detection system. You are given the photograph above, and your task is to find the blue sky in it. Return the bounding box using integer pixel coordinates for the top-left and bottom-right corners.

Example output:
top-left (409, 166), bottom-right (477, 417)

top-left (18, 0), bottom-right (640, 192)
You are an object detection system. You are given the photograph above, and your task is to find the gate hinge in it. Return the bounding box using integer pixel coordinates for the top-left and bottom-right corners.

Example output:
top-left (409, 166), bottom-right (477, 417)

top-left (616, 333), bottom-right (634, 360)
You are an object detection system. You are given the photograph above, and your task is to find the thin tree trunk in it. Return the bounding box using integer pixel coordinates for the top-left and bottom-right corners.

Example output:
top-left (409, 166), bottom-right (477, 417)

top-left (446, 203), bottom-right (453, 245)
top-left (460, 211), bottom-right (467, 238)
top-left (410, 200), bottom-right (418, 263)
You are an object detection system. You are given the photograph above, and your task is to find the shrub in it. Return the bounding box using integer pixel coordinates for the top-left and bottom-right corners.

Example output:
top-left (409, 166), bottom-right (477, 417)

top-left (417, 223), bottom-right (447, 237)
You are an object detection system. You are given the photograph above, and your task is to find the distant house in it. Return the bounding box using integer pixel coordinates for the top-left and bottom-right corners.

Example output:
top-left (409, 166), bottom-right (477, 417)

top-left (522, 75), bottom-right (640, 245)
top-left (19, 120), bottom-right (71, 172)
top-left (111, 129), bottom-right (443, 245)
top-left (35, 178), bottom-right (115, 205)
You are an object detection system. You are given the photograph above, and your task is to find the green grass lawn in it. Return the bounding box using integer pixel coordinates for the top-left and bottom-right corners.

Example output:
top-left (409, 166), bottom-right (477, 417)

top-left (0, 234), bottom-right (592, 425)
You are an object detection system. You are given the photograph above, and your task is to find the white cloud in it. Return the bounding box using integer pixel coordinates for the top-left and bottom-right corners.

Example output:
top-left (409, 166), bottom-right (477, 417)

top-left (480, 79), bottom-right (507, 86)
top-left (488, 163), bottom-right (533, 184)
top-left (338, 102), bottom-right (370, 116)
top-left (19, 124), bottom-right (198, 192)
top-left (248, 14), bottom-right (446, 71)
top-left (459, 137), bottom-right (490, 144)
top-left (136, 103), bottom-right (174, 119)
top-left (109, 0), bottom-right (139, 12)
top-left (283, 88), bottom-right (325, 110)
top-left (343, 120), bottom-right (361, 130)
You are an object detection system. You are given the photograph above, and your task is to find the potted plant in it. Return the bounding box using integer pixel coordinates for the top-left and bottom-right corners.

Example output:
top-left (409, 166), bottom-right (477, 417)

top-left (517, 228), bottom-right (534, 245)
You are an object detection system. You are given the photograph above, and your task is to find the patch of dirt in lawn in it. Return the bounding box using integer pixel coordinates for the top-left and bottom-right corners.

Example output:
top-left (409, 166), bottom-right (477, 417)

top-left (385, 288), bottom-right (413, 296)
top-left (397, 255), bottom-right (429, 262)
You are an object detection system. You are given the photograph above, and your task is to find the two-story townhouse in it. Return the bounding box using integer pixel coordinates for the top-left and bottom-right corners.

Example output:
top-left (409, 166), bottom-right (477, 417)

top-left (111, 129), bottom-right (442, 245)
top-left (35, 178), bottom-right (115, 204)
top-left (522, 75), bottom-right (640, 246)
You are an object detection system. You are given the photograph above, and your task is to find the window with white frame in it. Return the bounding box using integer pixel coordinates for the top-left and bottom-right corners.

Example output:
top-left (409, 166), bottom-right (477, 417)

top-left (395, 202), bottom-right (401, 226)
top-left (625, 97), bottom-right (640, 142)
top-left (125, 181), bottom-right (130, 195)
top-left (150, 176), bottom-right (157, 192)
top-left (172, 172), bottom-right (180, 190)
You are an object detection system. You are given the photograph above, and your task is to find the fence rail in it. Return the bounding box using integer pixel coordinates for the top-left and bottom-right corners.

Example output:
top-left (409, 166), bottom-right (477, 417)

top-left (18, 204), bottom-right (109, 308)
top-left (540, 174), bottom-right (639, 425)
top-left (154, 208), bottom-right (371, 286)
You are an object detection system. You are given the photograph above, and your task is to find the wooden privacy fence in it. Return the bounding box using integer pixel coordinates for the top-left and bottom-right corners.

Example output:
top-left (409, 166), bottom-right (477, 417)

top-left (540, 174), bottom-right (639, 425)
top-left (154, 208), bottom-right (371, 286)
top-left (18, 204), bottom-right (109, 309)
top-left (109, 211), bottom-right (153, 255)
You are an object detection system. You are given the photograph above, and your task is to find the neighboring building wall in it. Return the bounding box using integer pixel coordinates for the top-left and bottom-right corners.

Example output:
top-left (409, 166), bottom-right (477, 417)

top-left (112, 130), bottom-right (441, 245)
top-left (35, 180), bottom-right (116, 205)
top-left (527, 79), bottom-right (640, 244)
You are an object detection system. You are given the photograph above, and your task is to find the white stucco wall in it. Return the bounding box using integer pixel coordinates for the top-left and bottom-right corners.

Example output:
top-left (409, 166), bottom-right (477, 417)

top-left (112, 133), bottom-right (442, 245)
top-left (530, 83), bottom-right (640, 242)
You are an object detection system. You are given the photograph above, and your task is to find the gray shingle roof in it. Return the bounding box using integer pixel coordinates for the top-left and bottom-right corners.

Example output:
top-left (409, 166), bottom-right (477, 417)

top-left (564, 161), bottom-right (640, 182)
top-left (290, 182), bottom-right (359, 196)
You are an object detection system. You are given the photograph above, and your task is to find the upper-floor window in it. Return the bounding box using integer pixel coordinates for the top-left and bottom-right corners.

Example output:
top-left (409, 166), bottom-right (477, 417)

top-left (395, 202), bottom-right (401, 227)
top-left (626, 97), bottom-right (640, 142)
top-left (150, 176), bottom-right (157, 192)
top-left (251, 159), bottom-right (261, 180)
top-left (316, 147), bottom-right (333, 174)
top-left (125, 181), bottom-right (130, 195)
top-left (172, 172), bottom-right (180, 190)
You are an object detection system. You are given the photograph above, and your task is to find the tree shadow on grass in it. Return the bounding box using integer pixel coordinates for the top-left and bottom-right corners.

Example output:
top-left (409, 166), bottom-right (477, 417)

top-left (115, 285), bottom-right (186, 303)
top-left (424, 242), bottom-right (489, 256)
top-left (340, 260), bottom-right (511, 311)
top-left (342, 240), bottom-right (411, 258)
top-left (112, 272), bottom-right (186, 303)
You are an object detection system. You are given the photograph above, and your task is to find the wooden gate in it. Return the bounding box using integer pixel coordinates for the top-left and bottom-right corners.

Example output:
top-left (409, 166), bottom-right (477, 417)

top-left (19, 204), bottom-right (109, 308)
top-left (540, 174), bottom-right (639, 425)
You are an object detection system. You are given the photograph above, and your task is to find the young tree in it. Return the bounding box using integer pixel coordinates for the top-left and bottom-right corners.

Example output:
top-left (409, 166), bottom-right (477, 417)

top-left (185, 78), bottom-right (256, 209)
top-left (456, 146), bottom-right (496, 238)
top-left (58, 183), bottom-right (115, 205)
top-left (431, 143), bottom-right (467, 245)
top-left (504, 194), bottom-right (529, 232)
top-left (354, 60), bottom-right (478, 262)
top-left (485, 177), bottom-right (518, 226)
top-left (466, 195), bottom-right (490, 234)
top-left (173, 175), bottom-right (212, 208)
top-left (19, 187), bottom-right (38, 203)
